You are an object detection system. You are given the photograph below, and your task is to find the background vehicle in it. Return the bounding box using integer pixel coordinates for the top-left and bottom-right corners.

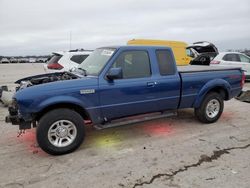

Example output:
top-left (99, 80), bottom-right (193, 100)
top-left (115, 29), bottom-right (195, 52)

top-left (28, 58), bottom-right (36, 63)
top-left (127, 39), bottom-right (192, 65)
top-left (9, 57), bottom-right (18, 63)
top-left (188, 41), bottom-right (219, 65)
top-left (6, 46), bottom-right (244, 155)
top-left (186, 41), bottom-right (218, 59)
top-left (36, 57), bottom-right (48, 63)
top-left (0, 58), bottom-right (10, 64)
top-left (44, 49), bottom-right (92, 72)
top-left (211, 52), bottom-right (250, 79)
top-left (189, 54), bottom-right (213, 65)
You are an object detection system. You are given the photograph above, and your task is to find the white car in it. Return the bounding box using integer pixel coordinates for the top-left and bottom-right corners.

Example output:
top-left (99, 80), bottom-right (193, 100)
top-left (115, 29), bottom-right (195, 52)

top-left (44, 49), bottom-right (92, 73)
top-left (37, 57), bottom-right (48, 63)
top-left (9, 57), bottom-right (18, 63)
top-left (0, 58), bottom-right (10, 64)
top-left (211, 52), bottom-right (250, 79)
top-left (28, 58), bottom-right (36, 63)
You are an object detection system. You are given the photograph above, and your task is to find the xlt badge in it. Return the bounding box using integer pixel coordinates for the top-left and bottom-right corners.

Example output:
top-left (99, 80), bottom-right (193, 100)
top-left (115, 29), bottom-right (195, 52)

top-left (80, 89), bottom-right (95, 94)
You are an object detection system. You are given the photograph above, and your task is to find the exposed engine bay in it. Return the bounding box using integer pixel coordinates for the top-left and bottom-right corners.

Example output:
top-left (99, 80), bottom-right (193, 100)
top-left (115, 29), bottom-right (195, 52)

top-left (15, 72), bottom-right (80, 91)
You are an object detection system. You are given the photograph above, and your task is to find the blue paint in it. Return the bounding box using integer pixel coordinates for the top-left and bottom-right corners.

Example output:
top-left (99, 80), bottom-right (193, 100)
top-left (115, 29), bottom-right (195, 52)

top-left (12, 46), bottom-right (243, 125)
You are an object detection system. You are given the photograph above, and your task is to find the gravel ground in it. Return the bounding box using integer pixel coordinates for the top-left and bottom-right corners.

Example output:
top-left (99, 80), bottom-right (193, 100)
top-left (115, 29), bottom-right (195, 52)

top-left (0, 64), bottom-right (250, 188)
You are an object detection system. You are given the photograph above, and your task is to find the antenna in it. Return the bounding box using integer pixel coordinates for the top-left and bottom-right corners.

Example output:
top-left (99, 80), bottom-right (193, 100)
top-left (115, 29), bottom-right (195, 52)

top-left (69, 31), bottom-right (72, 50)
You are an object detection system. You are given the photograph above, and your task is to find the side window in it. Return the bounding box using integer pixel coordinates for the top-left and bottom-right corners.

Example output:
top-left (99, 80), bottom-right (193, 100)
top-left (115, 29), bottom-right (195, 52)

top-left (239, 54), bottom-right (250, 63)
top-left (70, 55), bottom-right (88, 64)
top-left (112, 51), bottom-right (151, 79)
top-left (156, 50), bottom-right (176, 75)
top-left (186, 49), bottom-right (194, 58)
top-left (222, 54), bottom-right (240, 62)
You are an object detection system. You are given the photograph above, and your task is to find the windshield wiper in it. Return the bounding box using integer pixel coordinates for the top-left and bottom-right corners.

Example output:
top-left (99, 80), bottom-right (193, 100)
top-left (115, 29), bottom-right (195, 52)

top-left (77, 67), bottom-right (87, 76)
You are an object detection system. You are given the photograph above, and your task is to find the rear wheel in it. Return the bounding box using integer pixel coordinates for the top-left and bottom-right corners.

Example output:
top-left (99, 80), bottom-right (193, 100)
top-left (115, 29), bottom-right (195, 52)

top-left (37, 108), bottom-right (85, 155)
top-left (195, 92), bottom-right (224, 123)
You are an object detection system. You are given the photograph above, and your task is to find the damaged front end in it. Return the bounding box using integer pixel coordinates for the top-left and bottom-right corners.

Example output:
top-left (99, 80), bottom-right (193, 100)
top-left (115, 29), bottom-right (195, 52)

top-left (5, 71), bottom-right (82, 130)
top-left (15, 71), bottom-right (79, 91)
top-left (2, 72), bottom-right (79, 106)
top-left (5, 99), bottom-right (32, 130)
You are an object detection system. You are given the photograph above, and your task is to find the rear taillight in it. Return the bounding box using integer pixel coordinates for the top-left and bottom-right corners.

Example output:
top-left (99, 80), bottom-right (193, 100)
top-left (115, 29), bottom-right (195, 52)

top-left (210, 60), bottom-right (220, 64)
top-left (47, 62), bottom-right (64, 70)
top-left (241, 72), bottom-right (246, 88)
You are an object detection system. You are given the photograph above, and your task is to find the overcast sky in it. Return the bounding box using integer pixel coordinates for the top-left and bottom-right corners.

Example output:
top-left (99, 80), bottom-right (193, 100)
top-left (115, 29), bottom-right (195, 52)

top-left (0, 0), bottom-right (249, 56)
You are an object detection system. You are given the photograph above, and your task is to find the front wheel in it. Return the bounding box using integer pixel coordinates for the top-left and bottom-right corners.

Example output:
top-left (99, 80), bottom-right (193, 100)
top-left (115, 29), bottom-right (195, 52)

top-left (37, 108), bottom-right (85, 155)
top-left (195, 92), bottom-right (224, 123)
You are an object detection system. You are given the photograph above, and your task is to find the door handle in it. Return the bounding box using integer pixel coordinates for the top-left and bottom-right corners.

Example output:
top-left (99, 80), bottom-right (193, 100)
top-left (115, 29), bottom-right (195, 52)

top-left (147, 82), bottom-right (157, 87)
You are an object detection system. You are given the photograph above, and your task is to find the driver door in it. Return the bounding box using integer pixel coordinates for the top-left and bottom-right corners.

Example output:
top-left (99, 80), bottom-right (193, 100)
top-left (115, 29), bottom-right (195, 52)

top-left (98, 50), bottom-right (159, 120)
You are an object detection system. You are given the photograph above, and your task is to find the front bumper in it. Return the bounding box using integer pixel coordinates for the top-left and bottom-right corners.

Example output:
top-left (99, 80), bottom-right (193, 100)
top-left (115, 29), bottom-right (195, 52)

top-left (5, 105), bottom-right (32, 130)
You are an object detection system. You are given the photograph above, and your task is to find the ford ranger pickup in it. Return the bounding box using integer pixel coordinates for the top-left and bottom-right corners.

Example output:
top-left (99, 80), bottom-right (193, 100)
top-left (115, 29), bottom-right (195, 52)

top-left (5, 46), bottom-right (245, 155)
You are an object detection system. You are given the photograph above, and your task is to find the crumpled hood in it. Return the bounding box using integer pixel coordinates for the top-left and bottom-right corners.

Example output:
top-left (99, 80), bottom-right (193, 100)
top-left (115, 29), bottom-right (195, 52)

top-left (15, 71), bottom-right (82, 84)
top-left (14, 75), bottom-right (98, 101)
top-left (15, 72), bottom-right (81, 84)
top-left (15, 71), bottom-right (82, 91)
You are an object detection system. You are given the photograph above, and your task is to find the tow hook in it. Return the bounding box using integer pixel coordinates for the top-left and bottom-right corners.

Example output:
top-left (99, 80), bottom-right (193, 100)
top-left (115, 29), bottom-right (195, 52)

top-left (5, 116), bottom-right (11, 123)
top-left (17, 130), bottom-right (26, 137)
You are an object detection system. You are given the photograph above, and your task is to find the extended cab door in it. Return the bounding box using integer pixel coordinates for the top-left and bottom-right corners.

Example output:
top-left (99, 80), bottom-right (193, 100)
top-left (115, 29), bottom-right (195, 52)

top-left (152, 49), bottom-right (181, 110)
top-left (98, 48), bottom-right (181, 121)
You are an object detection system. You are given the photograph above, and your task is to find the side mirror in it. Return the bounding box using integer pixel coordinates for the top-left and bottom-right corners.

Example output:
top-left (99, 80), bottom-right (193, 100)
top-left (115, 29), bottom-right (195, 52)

top-left (106, 67), bottom-right (123, 80)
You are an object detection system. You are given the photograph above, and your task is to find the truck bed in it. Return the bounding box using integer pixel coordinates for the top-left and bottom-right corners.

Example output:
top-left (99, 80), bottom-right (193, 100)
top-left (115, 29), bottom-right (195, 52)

top-left (177, 65), bottom-right (241, 73)
top-left (177, 65), bottom-right (242, 109)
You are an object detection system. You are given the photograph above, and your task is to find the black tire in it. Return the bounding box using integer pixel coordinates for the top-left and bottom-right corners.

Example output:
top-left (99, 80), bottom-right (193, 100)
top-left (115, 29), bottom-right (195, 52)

top-left (37, 108), bottom-right (85, 155)
top-left (195, 92), bottom-right (224, 123)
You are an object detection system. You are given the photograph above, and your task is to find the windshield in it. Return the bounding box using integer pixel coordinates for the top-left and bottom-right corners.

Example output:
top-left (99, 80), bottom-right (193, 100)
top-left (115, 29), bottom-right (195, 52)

top-left (78, 48), bottom-right (116, 76)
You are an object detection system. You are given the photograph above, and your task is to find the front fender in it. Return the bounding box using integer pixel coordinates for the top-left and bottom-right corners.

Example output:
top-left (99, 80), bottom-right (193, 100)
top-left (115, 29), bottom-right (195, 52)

top-left (34, 95), bottom-right (102, 124)
top-left (193, 79), bottom-right (231, 108)
top-left (36, 95), bottom-right (86, 112)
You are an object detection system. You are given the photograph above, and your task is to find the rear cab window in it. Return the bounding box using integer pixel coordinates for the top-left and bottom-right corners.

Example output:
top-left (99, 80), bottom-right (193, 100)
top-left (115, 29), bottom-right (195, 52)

top-left (156, 50), bottom-right (176, 75)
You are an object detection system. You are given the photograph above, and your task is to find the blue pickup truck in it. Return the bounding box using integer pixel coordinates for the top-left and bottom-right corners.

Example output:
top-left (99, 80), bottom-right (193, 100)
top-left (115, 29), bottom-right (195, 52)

top-left (5, 46), bottom-right (245, 155)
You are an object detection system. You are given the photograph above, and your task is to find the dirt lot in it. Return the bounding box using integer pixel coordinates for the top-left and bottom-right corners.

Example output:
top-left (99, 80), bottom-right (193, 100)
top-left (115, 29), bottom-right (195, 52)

top-left (0, 64), bottom-right (250, 188)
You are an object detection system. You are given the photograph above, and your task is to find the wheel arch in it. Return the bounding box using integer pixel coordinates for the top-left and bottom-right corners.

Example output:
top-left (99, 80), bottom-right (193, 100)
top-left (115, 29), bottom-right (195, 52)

top-left (193, 79), bottom-right (231, 108)
top-left (34, 102), bottom-right (91, 122)
top-left (208, 86), bottom-right (229, 100)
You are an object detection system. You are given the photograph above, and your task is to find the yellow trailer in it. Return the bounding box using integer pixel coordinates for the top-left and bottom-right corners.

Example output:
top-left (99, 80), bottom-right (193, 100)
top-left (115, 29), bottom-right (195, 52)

top-left (127, 39), bottom-right (192, 66)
